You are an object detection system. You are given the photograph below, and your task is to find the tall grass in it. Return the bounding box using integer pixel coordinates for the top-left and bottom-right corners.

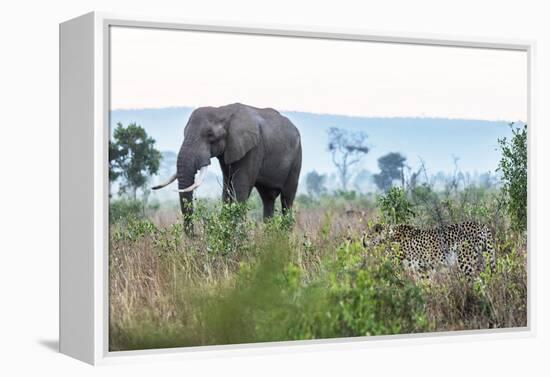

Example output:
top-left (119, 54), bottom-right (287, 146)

top-left (109, 192), bottom-right (527, 351)
top-left (110, 198), bottom-right (527, 350)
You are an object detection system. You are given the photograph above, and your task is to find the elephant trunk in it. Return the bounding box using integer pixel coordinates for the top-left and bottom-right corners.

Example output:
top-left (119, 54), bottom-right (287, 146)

top-left (178, 190), bottom-right (194, 228)
top-left (177, 171), bottom-right (195, 234)
top-left (177, 166), bottom-right (209, 193)
top-left (176, 144), bottom-right (210, 232)
top-left (177, 149), bottom-right (197, 225)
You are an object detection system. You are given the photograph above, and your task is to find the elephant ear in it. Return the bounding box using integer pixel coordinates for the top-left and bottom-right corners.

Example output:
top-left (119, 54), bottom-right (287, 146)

top-left (223, 108), bottom-right (260, 165)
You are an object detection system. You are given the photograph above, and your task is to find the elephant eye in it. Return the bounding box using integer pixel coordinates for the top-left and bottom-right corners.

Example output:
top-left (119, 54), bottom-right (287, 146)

top-left (206, 130), bottom-right (216, 140)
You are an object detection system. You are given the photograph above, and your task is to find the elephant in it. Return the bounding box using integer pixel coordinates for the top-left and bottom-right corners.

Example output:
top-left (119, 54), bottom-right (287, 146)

top-left (152, 103), bottom-right (302, 224)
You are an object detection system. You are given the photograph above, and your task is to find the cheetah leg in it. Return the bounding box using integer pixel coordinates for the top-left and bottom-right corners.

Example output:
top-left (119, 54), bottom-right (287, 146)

top-left (457, 247), bottom-right (473, 279)
top-left (417, 258), bottom-right (431, 280)
top-left (484, 228), bottom-right (497, 273)
top-left (475, 244), bottom-right (486, 274)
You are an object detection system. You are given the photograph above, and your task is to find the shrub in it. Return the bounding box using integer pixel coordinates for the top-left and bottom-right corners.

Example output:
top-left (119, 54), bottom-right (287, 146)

top-left (110, 198), bottom-right (145, 223)
top-left (198, 232), bottom-right (297, 344)
top-left (321, 241), bottom-right (428, 336)
top-left (474, 248), bottom-right (527, 327)
top-left (409, 183), bottom-right (452, 226)
top-left (498, 123), bottom-right (527, 233)
top-left (264, 211), bottom-right (295, 234)
top-left (196, 237), bottom-right (429, 343)
top-left (109, 192), bottom-right (527, 350)
top-left (378, 187), bottom-right (415, 224)
top-left (193, 200), bottom-right (254, 255)
top-left (421, 247), bottom-right (527, 331)
top-left (111, 217), bottom-right (157, 243)
top-left (152, 222), bottom-right (186, 254)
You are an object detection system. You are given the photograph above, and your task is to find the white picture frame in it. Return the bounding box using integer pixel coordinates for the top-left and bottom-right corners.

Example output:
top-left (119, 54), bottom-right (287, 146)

top-left (59, 11), bottom-right (536, 365)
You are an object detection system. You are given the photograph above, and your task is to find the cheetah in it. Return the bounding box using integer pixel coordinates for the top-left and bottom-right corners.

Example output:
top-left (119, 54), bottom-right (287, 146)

top-left (363, 221), bottom-right (496, 278)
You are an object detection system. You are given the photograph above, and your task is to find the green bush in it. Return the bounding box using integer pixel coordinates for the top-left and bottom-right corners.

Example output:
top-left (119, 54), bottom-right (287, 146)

top-left (110, 198), bottom-right (145, 223)
top-left (196, 237), bottom-right (428, 344)
top-left (197, 232), bottom-right (297, 344)
top-left (474, 247), bottom-right (527, 327)
top-left (420, 247), bottom-right (527, 331)
top-left (498, 123), bottom-right (527, 233)
top-left (378, 187), bottom-right (415, 224)
top-left (290, 241), bottom-right (427, 337)
top-left (109, 184), bottom-right (526, 350)
top-left (152, 222), bottom-right (186, 254)
top-left (193, 200), bottom-right (254, 255)
top-left (264, 212), bottom-right (295, 234)
top-left (111, 217), bottom-right (157, 243)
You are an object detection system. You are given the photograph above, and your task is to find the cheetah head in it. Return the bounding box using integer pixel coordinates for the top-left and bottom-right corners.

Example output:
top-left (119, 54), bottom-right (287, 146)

top-left (362, 223), bottom-right (393, 248)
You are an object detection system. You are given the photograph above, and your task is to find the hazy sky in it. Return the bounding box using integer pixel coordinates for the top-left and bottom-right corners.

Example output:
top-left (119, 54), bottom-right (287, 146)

top-left (110, 26), bottom-right (527, 121)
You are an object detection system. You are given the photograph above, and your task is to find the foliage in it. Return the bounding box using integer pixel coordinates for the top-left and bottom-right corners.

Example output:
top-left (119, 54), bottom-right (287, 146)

top-left (333, 190), bottom-right (357, 201)
top-left (111, 216), bottom-right (157, 243)
top-left (305, 170), bottom-right (327, 197)
top-left (378, 187), bottom-right (415, 224)
top-left (409, 184), bottom-right (444, 225)
top-left (422, 247), bottom-right (526, 331)
top-left (498, 123), bottom-right (527, 233)
top-left (295, 193), bottom-right (317, 208)
top-left (109, 123), bottom-right (528, 350)
top-left (193, 200), bottom-right (254, 255)
top-left (109, 198), bottom-right (145, 223)
top-left (265, 211), bottom-right (296, 234)
top-left (474, 248), bottom-right (527, 326)
top-left (373, 152), bottom-right (407, 192)
top-left (110, 122), bottom-right (162, 198)
top-left (110, 220), bottom-right (430, 350)
top-left (294, 190), bottom-right (376, 213)
top-left (284, 241), bottom-right (428, 338)
top-left (408, 180), bottom-right (508, 237)
top-left (109, 197), bottom-right (159, 224)
top-left (327, 127), bottom-right (369, 191)
top-left (109, 194), bottom-right (527, 350)
top-left (197, 232), bottom-right (298, 344)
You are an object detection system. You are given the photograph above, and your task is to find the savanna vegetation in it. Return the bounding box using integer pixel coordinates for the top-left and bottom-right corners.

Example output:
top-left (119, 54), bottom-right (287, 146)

top-left (109, 122), bottom-right (527, 351)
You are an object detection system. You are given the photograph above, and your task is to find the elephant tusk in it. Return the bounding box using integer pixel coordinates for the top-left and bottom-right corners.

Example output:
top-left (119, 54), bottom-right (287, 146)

top-left (151, 173), bottom-right (177, 190)
top-left (176, 166), bottom-right (209, 193)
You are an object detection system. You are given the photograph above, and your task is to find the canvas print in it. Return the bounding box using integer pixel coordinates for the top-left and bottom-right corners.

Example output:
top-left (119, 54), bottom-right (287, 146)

top-left (108, 26), bottom-right (528, 351)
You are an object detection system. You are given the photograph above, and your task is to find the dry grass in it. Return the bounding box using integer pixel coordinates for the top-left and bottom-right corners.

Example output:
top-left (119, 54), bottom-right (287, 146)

top-left (109, 203), bottom-right (527, 351)
top-left (422, 249), bottom-right (527, 331)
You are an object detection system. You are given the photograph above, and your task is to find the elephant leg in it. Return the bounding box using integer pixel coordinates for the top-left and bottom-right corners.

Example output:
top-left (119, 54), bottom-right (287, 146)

top-left (218, 162), bottom-right (235, 203)
top-left (280, 154), bottom-right (301, 215)
top-left (221, 174), bottom-right (233, 202)
top-left (280, 193), bottom-right (295, 214)
top-left (220, 168), bottom-right (251, 203)
top-left (256, 185), bottom-right (279, 219)
top-left (229, 173), bottom-right (253, 203)
top-left (219, 155), bottom-right (258, 203)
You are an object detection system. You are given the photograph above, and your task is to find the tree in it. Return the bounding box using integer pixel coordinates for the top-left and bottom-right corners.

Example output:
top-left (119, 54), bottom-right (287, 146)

top-left (327, 127), bottom-right (369, 191)
top-left (497, 123), bottom-right (527, 233)
top-left (109, 122), bottom-right (162, 199)
top-left (373, 152), bottom-right (407, 192)
top-left (305, 170), bottom-right (327, 197)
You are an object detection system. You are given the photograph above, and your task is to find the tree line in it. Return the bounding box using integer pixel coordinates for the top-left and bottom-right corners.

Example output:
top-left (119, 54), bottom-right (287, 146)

top-left (307, 127), bottom-right (408, 196)
top-left (308, 123), bottom-right (527, 233)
